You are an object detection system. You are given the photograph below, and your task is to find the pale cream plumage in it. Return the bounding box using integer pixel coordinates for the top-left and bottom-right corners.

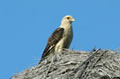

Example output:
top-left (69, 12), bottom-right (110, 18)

top-left (55, 15), bottom-right (75, 53)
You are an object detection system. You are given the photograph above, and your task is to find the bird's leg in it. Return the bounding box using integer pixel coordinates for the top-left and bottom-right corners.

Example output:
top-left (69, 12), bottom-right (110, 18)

top-left (55, 47), bottom-right (63, 61)
top-left (56, 52), bottom-right (61, 61)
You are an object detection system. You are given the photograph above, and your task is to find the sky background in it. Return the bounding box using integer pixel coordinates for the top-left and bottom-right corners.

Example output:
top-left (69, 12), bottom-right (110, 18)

top-left (0, 0), bottom-right (120, 79)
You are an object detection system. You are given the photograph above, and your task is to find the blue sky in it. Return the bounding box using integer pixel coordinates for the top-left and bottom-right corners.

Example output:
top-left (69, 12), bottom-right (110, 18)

top-left (0, 0), bottom-right (120, 79)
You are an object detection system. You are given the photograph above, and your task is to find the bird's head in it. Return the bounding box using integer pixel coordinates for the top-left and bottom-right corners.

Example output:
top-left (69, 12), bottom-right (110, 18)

top-left (61, 15), bottom-right (75, 25)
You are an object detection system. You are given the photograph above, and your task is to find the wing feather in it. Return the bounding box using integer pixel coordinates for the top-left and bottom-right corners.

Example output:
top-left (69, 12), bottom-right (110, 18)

top-left (41, 28), bottom-right (64, 60)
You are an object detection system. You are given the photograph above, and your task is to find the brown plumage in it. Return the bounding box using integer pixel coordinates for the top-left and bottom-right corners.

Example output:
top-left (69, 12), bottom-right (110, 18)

top-left (40, 28), bottom-right (64, 61)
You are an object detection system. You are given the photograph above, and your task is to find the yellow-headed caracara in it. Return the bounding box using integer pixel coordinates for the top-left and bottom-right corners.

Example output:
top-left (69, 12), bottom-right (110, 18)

top-left (39, 15), bottom-right (75, 64)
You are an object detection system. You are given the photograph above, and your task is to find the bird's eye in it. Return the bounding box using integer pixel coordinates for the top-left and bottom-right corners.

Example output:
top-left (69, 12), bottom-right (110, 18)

top-left (67, 17), bottom-right (70, 19)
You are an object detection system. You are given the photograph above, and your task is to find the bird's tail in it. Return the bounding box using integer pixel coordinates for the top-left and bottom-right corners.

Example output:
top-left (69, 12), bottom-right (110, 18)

top-left (38, 58), bottom-right (44, 64)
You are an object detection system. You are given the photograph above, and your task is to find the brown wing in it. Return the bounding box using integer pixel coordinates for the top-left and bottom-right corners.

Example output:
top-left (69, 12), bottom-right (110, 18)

top-left (41, 28), bottom-right (64, 60)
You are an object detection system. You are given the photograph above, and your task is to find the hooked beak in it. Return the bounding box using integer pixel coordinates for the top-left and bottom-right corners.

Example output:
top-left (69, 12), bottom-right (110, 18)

top-left (71, 18), bottom-right (75, 22)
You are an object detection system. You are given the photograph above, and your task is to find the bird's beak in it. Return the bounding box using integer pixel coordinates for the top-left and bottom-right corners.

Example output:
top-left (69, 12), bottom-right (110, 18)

top-left (71, 18), bottom-right (75, 22)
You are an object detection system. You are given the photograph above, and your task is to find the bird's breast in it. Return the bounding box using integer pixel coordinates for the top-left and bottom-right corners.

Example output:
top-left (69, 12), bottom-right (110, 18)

top-left (55, 26), bottom-right (73, 53)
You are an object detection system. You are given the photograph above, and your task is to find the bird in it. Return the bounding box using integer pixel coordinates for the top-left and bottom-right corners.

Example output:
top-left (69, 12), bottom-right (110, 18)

top-left (39, 15), bottom-right (75, 64)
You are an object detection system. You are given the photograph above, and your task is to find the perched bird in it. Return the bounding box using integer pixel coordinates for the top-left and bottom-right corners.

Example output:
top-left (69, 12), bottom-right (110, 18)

top-left (39, 15), bottom-right (75, 64)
